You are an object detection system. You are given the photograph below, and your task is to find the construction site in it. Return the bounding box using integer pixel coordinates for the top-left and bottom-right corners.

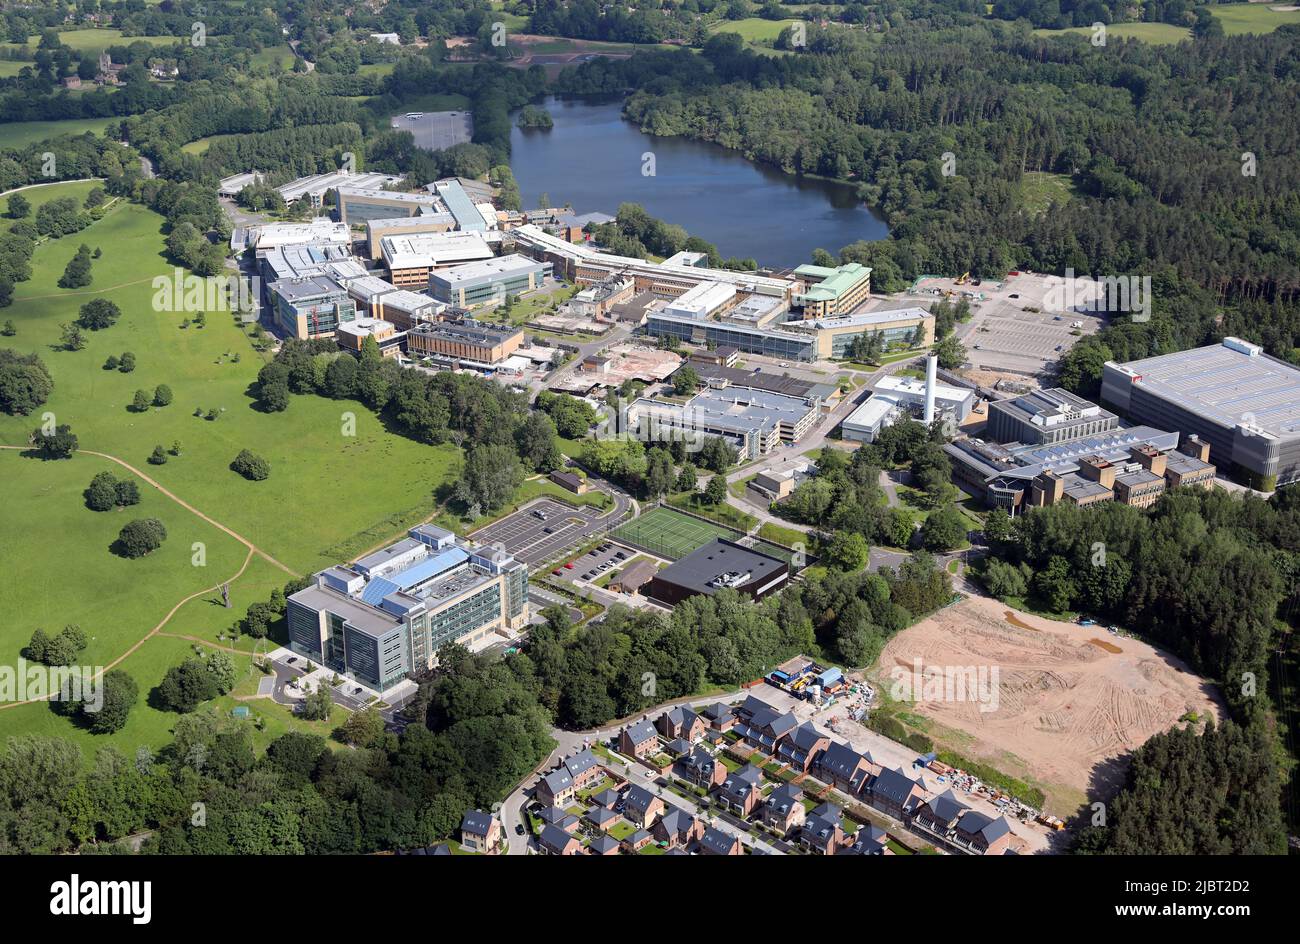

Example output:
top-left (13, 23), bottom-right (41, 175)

top-left (871, 595), bottom-right (1223, 813)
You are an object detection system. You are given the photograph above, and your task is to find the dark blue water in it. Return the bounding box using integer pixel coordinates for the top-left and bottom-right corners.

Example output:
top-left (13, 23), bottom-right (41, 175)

top-left (509, 96), bottom-right (888, 268)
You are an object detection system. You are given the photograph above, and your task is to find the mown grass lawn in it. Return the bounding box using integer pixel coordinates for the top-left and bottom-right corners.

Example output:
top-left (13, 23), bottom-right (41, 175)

top-left (0, 187), bottom-right (464, 574)
top-left (0, 182), bottom-right (501, 755)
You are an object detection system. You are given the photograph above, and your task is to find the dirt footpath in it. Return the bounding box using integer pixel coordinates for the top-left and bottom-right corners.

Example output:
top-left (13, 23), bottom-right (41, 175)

top-left (875, 596), bottom-right (1223, 810)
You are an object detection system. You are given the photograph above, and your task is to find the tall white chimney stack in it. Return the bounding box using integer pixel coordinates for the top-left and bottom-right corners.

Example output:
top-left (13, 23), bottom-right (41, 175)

top-left (923, 354), bottom-right (938, 425)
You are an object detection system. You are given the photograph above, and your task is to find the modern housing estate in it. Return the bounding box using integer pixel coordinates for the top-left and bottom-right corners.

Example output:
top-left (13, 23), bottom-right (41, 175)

top-left (286, 525), bottom-right (529, 693)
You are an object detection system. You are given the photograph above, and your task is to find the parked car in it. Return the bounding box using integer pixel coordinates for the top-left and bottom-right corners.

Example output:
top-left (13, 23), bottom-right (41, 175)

top-left (552, 569), bottom-right (563, 576)
top-left (564, 562), bottom-right (574, 569)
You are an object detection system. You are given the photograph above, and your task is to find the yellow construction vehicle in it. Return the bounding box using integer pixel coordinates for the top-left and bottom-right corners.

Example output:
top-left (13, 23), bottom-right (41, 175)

top-left (955, 271), bottom-right (971, 285)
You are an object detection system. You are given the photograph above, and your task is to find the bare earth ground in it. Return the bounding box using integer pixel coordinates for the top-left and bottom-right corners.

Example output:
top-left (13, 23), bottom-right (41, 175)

top-left (875, 595), bottom-right (1224, 812)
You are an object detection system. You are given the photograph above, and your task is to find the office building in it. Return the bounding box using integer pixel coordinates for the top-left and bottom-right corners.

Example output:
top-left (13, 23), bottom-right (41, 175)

top-left (406, 320), bottom-right (524, 368)
top-left (626, 386), bottom-right (819, 460)
top-left (277, 170), bottom-right (404, 207)
top-left (1101, 337), bottom-right (1300, 489)
top-left (428, 254), bottom-right (550, 307)
top-left (286, 525), bottom-right (529, 693)
top-left (364, 214), bottom-right (455, 258)
top-left (662, 280), bottom-right (737, 319)
top-left (511, 223), bottom-right (793, 301)
top-left (644, 539), bottom-right (789, 607)
top-left (256, 242), bottom-right (358, 289)
top-left (342, 275), bottom-right (444, 329)
top-left (335, 317), bottom-right (403, 358)
top-left (269, 276), bottom-right (357, 340)
top-left (381, 231), bottom-right (496, 287)
top-left (793, 262), bottom-right (872, 318)
top-left (432, 179), bottom-right (489, 232)
top-left (986, 387), bottom-right (1119, 446)
top-left (336, 185), bottom-right (444, 225)
top-left (245, 219), bottom-right (351, 252)
top-left (945, 426), bottom-right (1215, 512)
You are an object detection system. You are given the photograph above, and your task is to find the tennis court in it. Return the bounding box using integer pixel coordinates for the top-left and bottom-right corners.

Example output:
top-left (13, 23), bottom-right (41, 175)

top-left (612, 507), bottom-right (741, 560)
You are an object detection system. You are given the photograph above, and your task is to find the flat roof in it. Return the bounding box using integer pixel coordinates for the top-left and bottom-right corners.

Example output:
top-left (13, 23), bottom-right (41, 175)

top-left (809, 306), bottom-right (930, 330)
top-left (272, 275), bottom-right (348, 302)
top-left (382, 231), bottom-right (493, 270)
top-left (1107, 338), bottom-right (1300, 440)
top-left (429, 253), bottom-right (545, 287)
top-left (409, 319), bottom-right (522, 346)
top-left (250, 220), bottom-right (351, 250)
top-left (653, 538), bottom-right (787, 596)
top-left (277, 171), bottom-right (404, 203)
top-left (512, 224), bottom-right (792, 295)
top-left (337, 186), bottom-right (441, 207)
top-left (633, 386), bottom-right (816, 437)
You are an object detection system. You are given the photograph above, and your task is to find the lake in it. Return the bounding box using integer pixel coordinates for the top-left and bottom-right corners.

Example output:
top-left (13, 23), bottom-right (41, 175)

top-left (508, 96), bottom-right (888, 268)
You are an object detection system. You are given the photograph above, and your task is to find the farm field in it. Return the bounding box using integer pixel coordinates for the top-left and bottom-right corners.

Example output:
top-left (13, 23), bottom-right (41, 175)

top-left (872, 595), bottom-right (1223, 813)
top-left (2, 29), bottom-right (182, 54)
top-left (613, 506), bottom-right (741, 559)
top-left (1032, 7), bottom-right (1300, 45)
top-left (708, 17), bottom-right (797, 42)
top-left (0, 117), bottom-right (118, 148)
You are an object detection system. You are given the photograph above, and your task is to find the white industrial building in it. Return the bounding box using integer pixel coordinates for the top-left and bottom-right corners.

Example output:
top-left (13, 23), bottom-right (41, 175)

top-left (841, 356), bottom-right (976, 443)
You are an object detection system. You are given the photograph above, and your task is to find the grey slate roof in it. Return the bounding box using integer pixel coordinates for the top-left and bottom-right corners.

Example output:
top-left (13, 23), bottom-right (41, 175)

top-left (923, 789), bottom-right (968, 825)
top-left (589, 834), bottom-right (620, 854)
top-left (624, 784), bottom-right (658, 814)
top-left (623, 718), bottom-right (658, 745)
top-left (564, 747), bottom-right (599, 778)
top-left (460, 809), bottom-right (493, 836)
top-left (539, 823), bottom-right (577, 853)
top-left (871, 766), bottom-right (923, 808)
top-left (699, 826), bottom-right (739, 855)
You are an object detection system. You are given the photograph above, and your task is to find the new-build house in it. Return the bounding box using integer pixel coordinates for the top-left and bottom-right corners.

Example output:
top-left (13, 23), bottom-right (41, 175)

top-left (618, 719), bottom-right (660, 759)
top-left (717, 764), bottom-right (765, 818)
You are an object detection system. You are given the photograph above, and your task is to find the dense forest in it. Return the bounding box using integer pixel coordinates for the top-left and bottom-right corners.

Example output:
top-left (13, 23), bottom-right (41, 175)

top-left (0, 645), bottom-right (553, 854)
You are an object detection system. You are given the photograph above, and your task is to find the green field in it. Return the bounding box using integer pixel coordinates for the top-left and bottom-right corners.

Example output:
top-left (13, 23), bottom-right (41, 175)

top-left (180, 133), bottom-right (238, 155)
top-left (0, 181), bottom-right (497, 755)
top-left (2, 29), bottom-right (182, 54)
top-left (613, 506), bottom-right (741, 559)
top-left (1032, 22), bottom-right (1191, 44)
top-left (1033, 7), bottom-right (1300, 45)
top-left (1, 117), bottom-right (118, 148)
top-left (1212, 4), bottom-right (1300, 34)
top-left (709, 17), bottom-right (798, 43)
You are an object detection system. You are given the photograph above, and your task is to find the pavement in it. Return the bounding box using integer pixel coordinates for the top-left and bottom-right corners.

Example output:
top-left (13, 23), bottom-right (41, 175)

top-left (468, 485), bottom-right (633, 568)
top-left (389, 110), bottom-right (473, 151)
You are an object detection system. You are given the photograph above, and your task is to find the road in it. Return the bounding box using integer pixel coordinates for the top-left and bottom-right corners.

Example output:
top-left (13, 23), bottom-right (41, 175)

top-left (529, 325), bottom-right (633, 399)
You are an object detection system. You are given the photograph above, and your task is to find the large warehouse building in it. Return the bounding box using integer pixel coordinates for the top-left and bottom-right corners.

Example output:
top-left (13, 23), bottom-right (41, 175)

top-left (1101, 337), bottom-right (1300, 489)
